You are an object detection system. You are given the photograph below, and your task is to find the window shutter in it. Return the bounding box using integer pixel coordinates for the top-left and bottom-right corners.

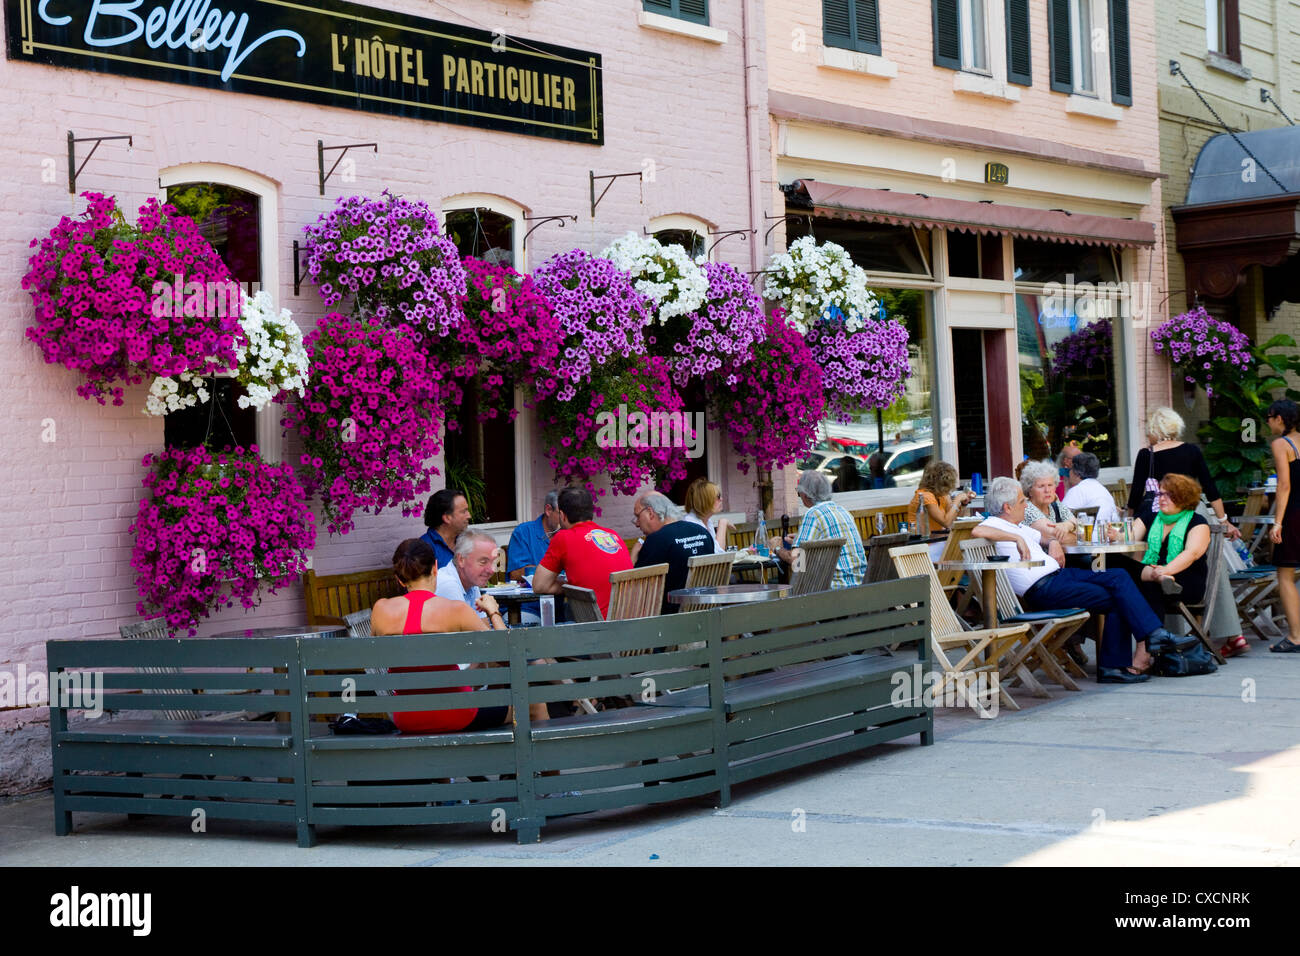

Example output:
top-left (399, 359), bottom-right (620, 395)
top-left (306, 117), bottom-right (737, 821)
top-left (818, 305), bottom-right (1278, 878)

top-left (1005, 0), bottom-right (1032, 86)
top-left (1048, 0), bottom-right (1073, 93)
top-left (855, 0), bottom-right (882, 55)
top-left (643, 0), bottom-right (674, 13)
top-left (1109, 0), bottom-right (1132, 105)
top-left (1224, 0), bottom-right (1241, 62)
top-left (677, 0), bottom-right (709, 25)
top-left (932, 0), bottom-right (961, 70)
top-left (823, 0), bottom-right (853, 48)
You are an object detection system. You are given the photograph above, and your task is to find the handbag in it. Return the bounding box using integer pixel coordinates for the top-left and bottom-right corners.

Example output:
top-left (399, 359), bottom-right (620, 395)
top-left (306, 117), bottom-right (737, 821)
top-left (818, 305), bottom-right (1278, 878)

top-left (1152, 641), bottom-right (1218, 677)
top-left (329, 713), bottom-right (401, 735)
top-left (1139, 445), bottom-right (1159, 516)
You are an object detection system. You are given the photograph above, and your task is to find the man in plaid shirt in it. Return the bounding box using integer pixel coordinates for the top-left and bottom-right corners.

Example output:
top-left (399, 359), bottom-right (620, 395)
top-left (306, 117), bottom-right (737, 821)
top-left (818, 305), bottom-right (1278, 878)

top-left (768, 471), bottom-right (867, 589)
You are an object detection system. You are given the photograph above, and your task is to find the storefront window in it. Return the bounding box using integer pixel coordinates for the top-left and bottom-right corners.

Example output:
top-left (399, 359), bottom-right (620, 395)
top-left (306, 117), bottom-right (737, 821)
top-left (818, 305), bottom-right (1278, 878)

top-left (162, 183), bottom-right (260, 452)
top-left (445, 207), bottom-right (515, 267)
top-left (786, 218), bottom-right (933, 278)
top-left (1016, 287), bottom-right (1120, 467)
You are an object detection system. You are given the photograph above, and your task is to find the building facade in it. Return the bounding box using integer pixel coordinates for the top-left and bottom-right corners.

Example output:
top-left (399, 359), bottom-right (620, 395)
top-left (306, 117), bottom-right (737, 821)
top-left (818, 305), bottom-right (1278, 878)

top-left (765, 0), bottom-right (1172, 515)
top-left (0, 0), bottom-right (775, 792)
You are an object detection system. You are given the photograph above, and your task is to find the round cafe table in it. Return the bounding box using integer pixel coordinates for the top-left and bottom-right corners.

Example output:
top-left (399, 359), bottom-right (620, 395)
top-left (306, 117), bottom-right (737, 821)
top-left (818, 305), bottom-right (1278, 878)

top-left (667, 583), bottom-right (791, 605)
top-left (937, 558), bottom-right (1044, 630)
top-left (484, 587), bottom-right (542, 626)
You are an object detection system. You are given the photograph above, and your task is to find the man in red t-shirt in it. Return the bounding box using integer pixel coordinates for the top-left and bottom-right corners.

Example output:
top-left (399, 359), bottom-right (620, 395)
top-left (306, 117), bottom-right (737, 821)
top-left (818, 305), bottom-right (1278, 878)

top-left (533, 487), bottom-right (632, 618)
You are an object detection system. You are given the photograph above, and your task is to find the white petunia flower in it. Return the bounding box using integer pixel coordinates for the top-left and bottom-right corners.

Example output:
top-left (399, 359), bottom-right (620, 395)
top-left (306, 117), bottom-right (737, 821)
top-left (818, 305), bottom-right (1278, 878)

top-left (762, 235), bottom-right (879, 334)
top-left (599, 232), bottom-right (708, 324)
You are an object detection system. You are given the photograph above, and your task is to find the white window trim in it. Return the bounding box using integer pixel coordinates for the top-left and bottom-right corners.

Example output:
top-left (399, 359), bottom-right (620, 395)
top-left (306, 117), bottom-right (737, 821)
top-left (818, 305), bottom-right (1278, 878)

top-left (1205, 0), bottom-right (1224, 54)
top-left (952, 0), bottom-right (1020, 100)
top-left (157, 164), bottom-right (282, 461)
top-left (648, 213), bottom-right (715, 261)
top-left (441, 193), bottom-right (533, 527)
top-left (637, 10), bottom-right (728, 44)
top-left (959, 0), bottom-right (991, 74)
top-left (442, 193), bottom-right (527, 271)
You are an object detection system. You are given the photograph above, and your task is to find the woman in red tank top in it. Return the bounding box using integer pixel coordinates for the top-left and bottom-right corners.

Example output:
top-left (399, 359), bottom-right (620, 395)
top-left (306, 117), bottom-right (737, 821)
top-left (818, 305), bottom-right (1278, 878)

top-left (370, 539), bottom-right (511, 733)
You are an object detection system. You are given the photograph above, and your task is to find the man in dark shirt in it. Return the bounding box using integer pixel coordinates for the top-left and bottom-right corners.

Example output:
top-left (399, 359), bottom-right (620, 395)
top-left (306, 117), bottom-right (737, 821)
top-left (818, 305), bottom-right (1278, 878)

top-left (631, 492), bottom-right (716, 614)
top-left (420, 488), bottom-right (470, 569)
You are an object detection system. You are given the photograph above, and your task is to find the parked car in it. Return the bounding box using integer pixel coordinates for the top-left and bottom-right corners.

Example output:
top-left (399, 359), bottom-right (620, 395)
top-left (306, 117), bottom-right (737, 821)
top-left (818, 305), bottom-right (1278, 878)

top-left (875, 442), bottom-right (932, 487)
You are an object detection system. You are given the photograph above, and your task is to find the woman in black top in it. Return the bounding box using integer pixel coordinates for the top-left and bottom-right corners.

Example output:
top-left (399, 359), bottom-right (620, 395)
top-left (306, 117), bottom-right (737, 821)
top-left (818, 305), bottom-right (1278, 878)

top-left (1127, 406), bottom-right (1240, 538)
top-left (1118, 474), bottom-right (1212, 672)
top-left (1266, 399), bottom-right (1300, 652)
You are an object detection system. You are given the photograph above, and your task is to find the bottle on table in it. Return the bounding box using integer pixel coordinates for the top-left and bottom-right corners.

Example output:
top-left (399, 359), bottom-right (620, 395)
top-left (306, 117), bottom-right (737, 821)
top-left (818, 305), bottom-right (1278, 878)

top-left (756, 511), bottom-right (769, 557)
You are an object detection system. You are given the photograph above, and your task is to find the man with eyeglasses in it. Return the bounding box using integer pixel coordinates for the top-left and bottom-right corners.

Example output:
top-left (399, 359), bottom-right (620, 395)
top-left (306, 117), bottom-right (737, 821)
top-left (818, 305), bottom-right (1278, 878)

top-left (972, 476), bottom-right (1194, 684)
top-left (630, 492), bottom-right (715, 614)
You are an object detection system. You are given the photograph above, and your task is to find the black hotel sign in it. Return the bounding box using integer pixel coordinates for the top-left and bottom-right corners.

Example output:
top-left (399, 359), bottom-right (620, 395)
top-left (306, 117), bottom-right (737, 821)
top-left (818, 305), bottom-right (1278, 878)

top-left (6, 0), bottom-right (604, 144)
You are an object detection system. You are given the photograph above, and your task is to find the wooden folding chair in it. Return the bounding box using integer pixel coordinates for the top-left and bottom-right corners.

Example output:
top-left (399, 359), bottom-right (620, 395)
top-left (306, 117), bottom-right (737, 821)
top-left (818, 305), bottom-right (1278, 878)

top-left (608, 563), bottom-right (669, 621)
top-left (889, 544), bottom-right (1030, 717)
top-left (677, 551), bottom-right (736, 613)
top-left (1168, 525), bottom-right (1229, 665)
top-left (862, 532), bottom-right (909, 585)
top-left (960, 538), bottom-right (1088, 691)
top-left (789, 537), bottom-right (845, 595)
top-left (937, 517), bottom-right (981, 604)
top-left (120, 618), bottom-right (202, 721)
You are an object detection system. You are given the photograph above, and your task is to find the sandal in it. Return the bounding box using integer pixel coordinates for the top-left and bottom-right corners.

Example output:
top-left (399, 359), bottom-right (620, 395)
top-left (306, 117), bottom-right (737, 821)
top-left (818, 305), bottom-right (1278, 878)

top-left (1269, 636), bottom-right (1300, 653)
top-left (1221, 635), bottom-right (1249, 658)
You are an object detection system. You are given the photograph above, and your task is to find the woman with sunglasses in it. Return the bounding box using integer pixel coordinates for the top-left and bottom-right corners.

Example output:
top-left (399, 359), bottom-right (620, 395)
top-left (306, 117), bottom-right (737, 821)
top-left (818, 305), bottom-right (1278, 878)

top-left (1267, 399), bottom-right (1300, 653)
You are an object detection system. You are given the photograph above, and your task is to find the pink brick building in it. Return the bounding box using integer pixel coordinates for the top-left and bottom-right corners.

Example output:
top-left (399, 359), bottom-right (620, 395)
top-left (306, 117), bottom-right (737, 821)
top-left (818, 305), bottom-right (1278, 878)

top-left (0, 0), bottom-right (772, 792)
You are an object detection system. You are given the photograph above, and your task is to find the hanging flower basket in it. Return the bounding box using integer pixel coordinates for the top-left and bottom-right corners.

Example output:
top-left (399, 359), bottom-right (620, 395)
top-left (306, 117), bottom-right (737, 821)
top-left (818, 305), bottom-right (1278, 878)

top-left (129, 445), bottom-right (315, 636)
top-left (23, 192), bottom-right (242, 408)
top-left (654, 259), bottom-right (767, 388)
top-left (1150, 306), bottom-right (1252, 399)
top-left (599, 231), bottom-right (709, 323)
top-left (761, 235), bottom-right (878, 334)
top-left (708, 310), bottom-right (825, 473)
top-left (280, 313), bottom-right (451, 535)
top-left (805, 306), bottom-right (911, 423)
top-left (301, 191), bottom-right (467, 343)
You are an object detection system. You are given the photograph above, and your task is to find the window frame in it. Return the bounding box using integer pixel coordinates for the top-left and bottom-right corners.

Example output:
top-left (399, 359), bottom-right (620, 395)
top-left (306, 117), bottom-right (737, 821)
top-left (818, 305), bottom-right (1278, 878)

top-left (441, 193), bottom-right (532, 533)
top-left (648, 213), bottom-right (714, 262)
top-left (823, 0), bottom-right (883, 57)
top-left (642, 0), bottom-right (709, 27)
top-left (959, 0), bottom-right (990, 74)
top-left (157, 164), bottom-right (281, 460)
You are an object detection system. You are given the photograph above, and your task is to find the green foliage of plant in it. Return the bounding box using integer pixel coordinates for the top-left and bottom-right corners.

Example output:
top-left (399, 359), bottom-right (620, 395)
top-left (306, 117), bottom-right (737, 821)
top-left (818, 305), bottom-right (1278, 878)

top-left (1192, 334), bottom-right (1300, 486)
top-left (444, 457), bottom-right (490, 523)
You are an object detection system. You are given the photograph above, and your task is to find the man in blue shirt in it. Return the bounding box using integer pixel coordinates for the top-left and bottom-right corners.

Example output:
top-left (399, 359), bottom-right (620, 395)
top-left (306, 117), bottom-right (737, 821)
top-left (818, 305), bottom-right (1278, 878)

top-left (420, 488), bottom-right (470, 569)
top-left (506, 490), bottom-right (560, 624)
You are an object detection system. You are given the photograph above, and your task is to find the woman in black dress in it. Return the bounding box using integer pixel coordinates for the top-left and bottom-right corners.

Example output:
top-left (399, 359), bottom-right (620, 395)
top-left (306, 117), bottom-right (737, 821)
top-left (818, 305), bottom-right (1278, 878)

top-left (1266, 399), bottom-right (1300, 653)
top-left (1119, 474), bottom-right (1212, 672)
top-left (1128, 406), bottom-right (1245, 657)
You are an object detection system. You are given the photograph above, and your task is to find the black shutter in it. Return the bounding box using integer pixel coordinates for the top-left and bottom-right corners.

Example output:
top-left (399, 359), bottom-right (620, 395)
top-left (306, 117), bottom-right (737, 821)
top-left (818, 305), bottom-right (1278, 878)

top-left (678, 0), bottom-right (708, 24)
top-left (1005, 0), bottom-right (1032, 86)
top-left (1109, 0), bottom-right (1132, 105)
top-left (1048, 0), bottom-right (1073, 92)
top-left (643, 0), bottom-right (674, 12)
top-left (855, 0), bottom-right (882, 55)
top-left (933, 0), bottom-right (961, 70)
top-left (823, 0), bottom-right (853, 48)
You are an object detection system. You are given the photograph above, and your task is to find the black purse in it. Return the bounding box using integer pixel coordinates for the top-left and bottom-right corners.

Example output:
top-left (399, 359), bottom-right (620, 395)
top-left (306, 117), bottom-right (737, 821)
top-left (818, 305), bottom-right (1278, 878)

top-left (1153, 642), bottom-right (1218, 677)
top-left (1138, 446), bottom-right (1159, 516)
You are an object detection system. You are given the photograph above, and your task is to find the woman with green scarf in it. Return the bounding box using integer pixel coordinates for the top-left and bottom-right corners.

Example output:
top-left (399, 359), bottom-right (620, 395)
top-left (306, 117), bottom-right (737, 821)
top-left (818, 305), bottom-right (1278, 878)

top-left (1117, 473), bottom-right (1211, 672)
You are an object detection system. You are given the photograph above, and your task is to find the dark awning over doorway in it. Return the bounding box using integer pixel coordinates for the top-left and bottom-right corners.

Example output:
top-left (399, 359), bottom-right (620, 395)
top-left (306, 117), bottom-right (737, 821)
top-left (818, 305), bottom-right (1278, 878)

top-left (787, 179), bottom-right (1155, 248)
top-left (1171, 127), bottom-right (1300, 303)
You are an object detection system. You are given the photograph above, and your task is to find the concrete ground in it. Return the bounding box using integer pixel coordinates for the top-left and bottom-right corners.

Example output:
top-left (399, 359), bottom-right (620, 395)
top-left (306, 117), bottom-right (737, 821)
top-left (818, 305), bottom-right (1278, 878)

top-left (3, 641), bottom-right (1298, 866)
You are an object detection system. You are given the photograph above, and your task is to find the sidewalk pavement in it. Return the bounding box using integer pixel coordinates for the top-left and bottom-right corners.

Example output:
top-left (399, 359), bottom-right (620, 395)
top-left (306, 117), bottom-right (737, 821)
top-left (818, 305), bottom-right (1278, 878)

top-left (3, 642), bottom-right (1298, 866)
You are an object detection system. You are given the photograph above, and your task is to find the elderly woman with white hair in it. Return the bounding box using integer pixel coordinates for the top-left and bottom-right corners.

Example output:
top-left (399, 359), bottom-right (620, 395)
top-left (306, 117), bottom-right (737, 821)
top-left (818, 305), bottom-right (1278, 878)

top-left (1127, 405), bottom-right (1246, 657)
top-left (768, 470), bottom-right (867, 589)
top-left (1020, 459), bottom-right (1079, 546)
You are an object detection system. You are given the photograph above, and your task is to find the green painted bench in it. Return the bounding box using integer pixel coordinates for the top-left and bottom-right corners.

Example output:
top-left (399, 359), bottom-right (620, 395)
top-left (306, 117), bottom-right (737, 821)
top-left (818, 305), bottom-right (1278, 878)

top-left (47, 577), bottom-right (931, 846)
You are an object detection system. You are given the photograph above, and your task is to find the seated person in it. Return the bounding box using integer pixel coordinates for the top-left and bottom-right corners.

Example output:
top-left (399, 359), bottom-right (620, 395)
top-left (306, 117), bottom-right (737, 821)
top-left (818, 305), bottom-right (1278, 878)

top-left (834, 455), bottom-right (862, 493)
top-left (768, 470), bottom-right (867, 589)
top-left (682, 477), bottom-right (732, 553)
top-left (532, 486), bottom-right (633, 618)
top-left (370, 539), bottom-right (547, 732)
top-left (867, 451), bottom-right (896, 489)
top-left (419, 488), bottom-right (471, 569)
top-left (1061, 451), bottom-right (1119, 525)
top-left (1114, 474), bottom-right (1211, 672)
top-left (631, 491), bottom-right (716, 614)
top-left (909, 461), bottom-right (976, 560)
top-left (436, 531), bottom-right (502, 617)
top-left (505, 490), bottom-right (561, 624)
top-left (971, 477), bottom-right (1189, 684)
top-left (1020, 459), bottom-right (1079, 547)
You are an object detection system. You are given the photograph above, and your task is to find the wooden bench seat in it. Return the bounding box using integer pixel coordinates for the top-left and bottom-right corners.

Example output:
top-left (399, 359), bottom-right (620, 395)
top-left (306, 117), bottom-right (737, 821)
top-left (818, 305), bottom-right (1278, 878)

top-left (49, 578), bottom-right (931, 846)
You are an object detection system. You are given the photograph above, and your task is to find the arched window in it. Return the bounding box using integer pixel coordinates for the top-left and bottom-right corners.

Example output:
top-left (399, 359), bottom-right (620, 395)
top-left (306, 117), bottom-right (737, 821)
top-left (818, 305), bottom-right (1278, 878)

top-left (441, 195), bottom-right (529, 528)
top-left (157, 166), bottom-right (281, 459)
top-left (649, 213), bottom-right (713, 261)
